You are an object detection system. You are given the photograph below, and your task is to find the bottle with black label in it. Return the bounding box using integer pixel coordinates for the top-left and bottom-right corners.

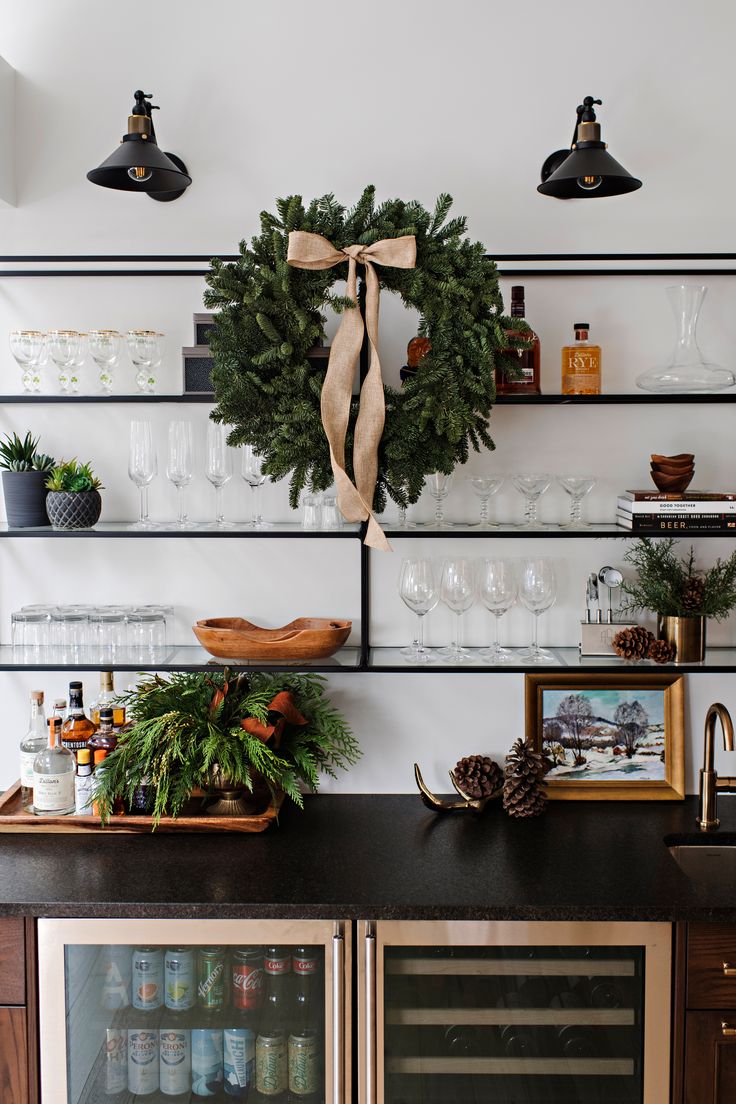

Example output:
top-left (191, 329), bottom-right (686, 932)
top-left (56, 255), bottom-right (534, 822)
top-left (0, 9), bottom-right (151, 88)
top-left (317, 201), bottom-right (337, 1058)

top-left (497, 286), bottom-right (542, 395)
top-left (61, 681), bottom-right (95, 763)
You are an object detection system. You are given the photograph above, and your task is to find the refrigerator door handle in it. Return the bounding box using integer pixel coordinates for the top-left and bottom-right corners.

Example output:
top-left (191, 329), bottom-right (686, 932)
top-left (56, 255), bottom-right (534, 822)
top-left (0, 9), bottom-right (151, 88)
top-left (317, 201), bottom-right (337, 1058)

top-left (333, 929), bottom-right (345, 1104)
top-left (365, 926), bottom-right (377, 1104)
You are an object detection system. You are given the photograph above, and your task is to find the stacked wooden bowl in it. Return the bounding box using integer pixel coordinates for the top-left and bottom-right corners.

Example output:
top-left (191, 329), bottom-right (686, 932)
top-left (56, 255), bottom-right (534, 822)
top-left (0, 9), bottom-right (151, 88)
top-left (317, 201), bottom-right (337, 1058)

top-left (650, 453), bottom-right (694, 494)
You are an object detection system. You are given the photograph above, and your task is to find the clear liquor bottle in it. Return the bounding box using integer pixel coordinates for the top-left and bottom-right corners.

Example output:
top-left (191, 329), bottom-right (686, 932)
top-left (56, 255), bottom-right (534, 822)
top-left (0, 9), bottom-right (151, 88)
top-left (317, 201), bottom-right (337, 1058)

top-left (33, 717), bottom-right (76, 816)
top-left (19, 690), bottom-right (47, 812)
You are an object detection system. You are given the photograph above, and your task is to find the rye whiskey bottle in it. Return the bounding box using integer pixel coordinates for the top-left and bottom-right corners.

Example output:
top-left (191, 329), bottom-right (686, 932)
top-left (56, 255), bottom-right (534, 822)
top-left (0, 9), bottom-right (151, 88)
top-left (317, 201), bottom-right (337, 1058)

top-left (561, 322), bottom-right (601, 394)
top-left (497, 286), bottom-right (541, 394)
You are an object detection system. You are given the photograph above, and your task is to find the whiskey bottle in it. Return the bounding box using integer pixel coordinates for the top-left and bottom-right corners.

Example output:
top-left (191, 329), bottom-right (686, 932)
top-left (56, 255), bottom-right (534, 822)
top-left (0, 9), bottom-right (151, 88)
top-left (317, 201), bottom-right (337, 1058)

top-left (497, 286), bottom-right (541, 395)
top-left (561, 323), bottom-right (601, 395)
top-left (19, 690), bottom-right (47, 811)
top-left (61, 681), bottom-right (96, 763)
top-left (90, 671), bottom-right (126, 729)
top-left (89, 708), bottom-right (118, 758)
top-left (33, 717), bottom-right (76, 816)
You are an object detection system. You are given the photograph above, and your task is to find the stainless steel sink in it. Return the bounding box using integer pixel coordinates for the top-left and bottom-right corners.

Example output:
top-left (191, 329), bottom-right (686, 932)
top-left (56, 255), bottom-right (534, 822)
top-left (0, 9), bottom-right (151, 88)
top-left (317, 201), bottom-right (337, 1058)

top-left (668, 842), bottom-right (736, 884)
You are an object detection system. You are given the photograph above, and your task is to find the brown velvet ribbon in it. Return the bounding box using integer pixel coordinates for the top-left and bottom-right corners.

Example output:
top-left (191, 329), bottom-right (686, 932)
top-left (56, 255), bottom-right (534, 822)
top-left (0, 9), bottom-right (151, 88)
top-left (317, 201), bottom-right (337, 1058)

top-left (287, 230), bottom-right (417, 551)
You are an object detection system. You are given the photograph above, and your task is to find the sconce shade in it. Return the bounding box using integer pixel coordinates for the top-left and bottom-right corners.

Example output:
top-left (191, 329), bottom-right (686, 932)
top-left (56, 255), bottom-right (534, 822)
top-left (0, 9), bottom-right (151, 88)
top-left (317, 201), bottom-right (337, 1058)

top-left (87, 141), bottom-right (191, 194)
top-left (538, 146), bottom-right (642, 199)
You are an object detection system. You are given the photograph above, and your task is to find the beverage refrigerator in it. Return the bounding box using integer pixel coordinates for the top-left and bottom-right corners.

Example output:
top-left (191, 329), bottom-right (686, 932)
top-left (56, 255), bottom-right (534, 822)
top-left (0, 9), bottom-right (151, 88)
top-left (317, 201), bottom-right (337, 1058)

top-left (358, 920), bottom-right (671, 1104)
top-left (37, 918), bottom-right (350, 1104)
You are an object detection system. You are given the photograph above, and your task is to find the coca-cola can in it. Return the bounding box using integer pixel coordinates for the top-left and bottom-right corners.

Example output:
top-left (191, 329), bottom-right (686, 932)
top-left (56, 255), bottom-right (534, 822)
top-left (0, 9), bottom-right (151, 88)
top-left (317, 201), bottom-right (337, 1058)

top-left (231, 947), bottom-right (264, 1010)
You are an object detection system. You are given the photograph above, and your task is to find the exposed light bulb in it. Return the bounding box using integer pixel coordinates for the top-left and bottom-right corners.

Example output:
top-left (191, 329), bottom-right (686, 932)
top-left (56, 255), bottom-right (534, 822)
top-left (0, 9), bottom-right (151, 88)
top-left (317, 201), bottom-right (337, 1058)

top-left (577, 175), bottom-right (602, 192)
top-left (127, 165), bottom-right (153, 183)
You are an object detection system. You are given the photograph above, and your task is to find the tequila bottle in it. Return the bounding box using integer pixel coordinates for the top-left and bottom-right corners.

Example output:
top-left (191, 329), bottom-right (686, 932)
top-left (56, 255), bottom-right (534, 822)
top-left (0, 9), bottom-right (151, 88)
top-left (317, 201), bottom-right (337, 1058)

top-left (19, 690), bottom-right (47, 812)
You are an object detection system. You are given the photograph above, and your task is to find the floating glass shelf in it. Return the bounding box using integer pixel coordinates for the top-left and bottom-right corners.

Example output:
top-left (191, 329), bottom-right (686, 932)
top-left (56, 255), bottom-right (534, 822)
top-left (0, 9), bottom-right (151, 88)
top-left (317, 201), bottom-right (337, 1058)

top-left (0, 522), bottom-right (361, 538)
top-left (0, 645), bottom-right (362, 672)
top-left (368, 646), bottom-right (736, 673)
top-left (1, 392), bottom-right (736, 405)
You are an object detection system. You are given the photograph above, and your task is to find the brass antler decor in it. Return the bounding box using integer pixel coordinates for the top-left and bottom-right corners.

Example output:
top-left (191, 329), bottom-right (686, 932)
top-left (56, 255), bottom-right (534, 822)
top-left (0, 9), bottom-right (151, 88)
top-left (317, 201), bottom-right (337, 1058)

top-left (414, 759), bottom-right (503, 814)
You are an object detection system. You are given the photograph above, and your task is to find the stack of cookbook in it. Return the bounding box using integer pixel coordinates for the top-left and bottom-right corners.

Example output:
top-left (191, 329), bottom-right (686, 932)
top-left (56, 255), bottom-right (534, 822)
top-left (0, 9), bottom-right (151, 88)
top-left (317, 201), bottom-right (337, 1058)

top-left (616, 491), bottom-right (736, 531)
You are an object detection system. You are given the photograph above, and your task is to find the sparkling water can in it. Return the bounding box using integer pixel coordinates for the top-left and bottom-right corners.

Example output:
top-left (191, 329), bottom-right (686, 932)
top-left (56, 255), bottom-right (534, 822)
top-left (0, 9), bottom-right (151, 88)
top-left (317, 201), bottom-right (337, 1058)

top-left (223, 1026), bottom-right (255, 1098)
top-left (132, 946), bottom-right (164, 1011)
top-left (165, 947), bottom-right (195, 1010)
top-left (191, 1027), bottom-right (224, 1097)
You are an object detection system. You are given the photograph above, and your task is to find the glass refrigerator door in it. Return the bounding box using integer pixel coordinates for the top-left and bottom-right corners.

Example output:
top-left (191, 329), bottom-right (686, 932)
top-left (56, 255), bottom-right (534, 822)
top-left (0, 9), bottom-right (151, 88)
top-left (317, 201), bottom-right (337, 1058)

top-left (360, 921), bottom-right (670, 1104)
top-left (38, 918), bottom-right (348, 1104)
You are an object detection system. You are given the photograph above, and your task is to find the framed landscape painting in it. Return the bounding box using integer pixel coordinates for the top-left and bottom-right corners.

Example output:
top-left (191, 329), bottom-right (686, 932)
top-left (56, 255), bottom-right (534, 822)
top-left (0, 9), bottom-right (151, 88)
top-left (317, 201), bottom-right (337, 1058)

top-left (524, 673), bottom-right (685, 800)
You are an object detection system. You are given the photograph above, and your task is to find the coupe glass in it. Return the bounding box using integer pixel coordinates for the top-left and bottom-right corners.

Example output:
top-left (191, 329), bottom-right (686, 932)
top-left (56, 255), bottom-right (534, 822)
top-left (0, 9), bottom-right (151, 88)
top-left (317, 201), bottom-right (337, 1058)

top-left (477, 558), bottom-right (517, 663)
top-left (9, 330), bottom-right (45, 392)
top-left (128, 419), bottom-right (157, 530)
top-left (467, 475), bottom-right (504, 528)
top-left (439, 557), bottom-right (475, 663)
top-left (399, 558), bottom-right (439, 663)
top-left (89, 329), bottom-right (121, 394)
top-left (636, 285), bottom-right (736, 393)
top-left (426, 472), bottom-right (454, 529)
top-left (166, 420), bottom-right (195, 529)
top-left (557, 475), bottom-right (597, 529)
top-left (205, 423), bottom-right (234, 528)
top-left (512, 472), bottom-right (553, 529)
top-left (47, 329), bottom-right (82, 393)
top-left (128, 330), bottom-right (164, 393)
top-left (242, 445), bottom-right (273, 528)
top-left (519, 558), bottom-right (557, 663)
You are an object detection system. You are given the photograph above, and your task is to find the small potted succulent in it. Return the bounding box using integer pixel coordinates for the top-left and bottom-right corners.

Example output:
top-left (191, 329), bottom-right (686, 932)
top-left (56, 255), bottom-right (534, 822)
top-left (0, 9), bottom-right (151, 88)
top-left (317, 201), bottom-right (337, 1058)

top-left (0, 432), bottom-right (55, 527)
top-left (45, 459), bottom-right (104, 530)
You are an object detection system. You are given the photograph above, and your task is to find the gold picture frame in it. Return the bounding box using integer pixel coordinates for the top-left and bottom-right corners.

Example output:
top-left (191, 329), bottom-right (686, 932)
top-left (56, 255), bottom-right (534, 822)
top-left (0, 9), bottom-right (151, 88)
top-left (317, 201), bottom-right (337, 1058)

top-left (525, 672), bottom-right (685, 801)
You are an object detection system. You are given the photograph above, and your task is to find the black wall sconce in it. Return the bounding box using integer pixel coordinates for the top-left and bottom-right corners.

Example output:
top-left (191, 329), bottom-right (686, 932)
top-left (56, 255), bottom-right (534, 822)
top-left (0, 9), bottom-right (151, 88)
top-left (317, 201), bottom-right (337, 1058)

top-left (538, 96), bottom-right (641, 199)
top-left (87, 90), bottom-right (192, 202)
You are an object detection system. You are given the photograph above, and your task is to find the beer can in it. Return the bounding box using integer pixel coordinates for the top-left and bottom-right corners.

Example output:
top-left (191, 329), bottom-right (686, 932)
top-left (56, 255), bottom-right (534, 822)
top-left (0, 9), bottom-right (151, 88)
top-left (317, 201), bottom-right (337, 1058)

top-left (192, 1028), bottom-right (224, 1098)
top-left (101, 945), bottom-right (131, 1010)
top-left (197, 947), bottom-right (225, 1011)
top-left (159, 1028), bottom-right (191, 1097)
top-left (288, 1033), bottom-right (320, 1098)
top-left (223, 1026), bottom-right (255, 1098)
top-left (127, 1028), bottom-right (159, 1095)
top-left (132, 946), bottom-right (164, 1011)
top-left (103, 1028), bottom-right (127, 1095)
top-left (165, 947), bottom-right (195, 1010)
top-left (256, 1032), bottom-right (287, 1097)
top-left (231, 947), bottom-right (264, 1010)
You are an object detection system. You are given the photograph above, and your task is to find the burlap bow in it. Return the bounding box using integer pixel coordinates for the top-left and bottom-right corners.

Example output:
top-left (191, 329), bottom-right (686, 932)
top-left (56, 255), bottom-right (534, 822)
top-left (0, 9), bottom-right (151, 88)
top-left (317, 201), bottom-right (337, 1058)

top-left (287, 230), bottom-right (417, 550)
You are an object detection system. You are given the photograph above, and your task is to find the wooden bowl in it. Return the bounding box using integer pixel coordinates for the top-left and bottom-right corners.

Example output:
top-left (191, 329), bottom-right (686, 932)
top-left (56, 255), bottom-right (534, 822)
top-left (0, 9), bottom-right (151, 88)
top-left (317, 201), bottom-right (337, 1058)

top-left (193, 617), bottom-right (352, 660)
top-left (650, 469), bottom-right (694, 494)
top-left (651, 461), bottom-right (694, 475)
top-left (650, 453), bottom-right (694, 465)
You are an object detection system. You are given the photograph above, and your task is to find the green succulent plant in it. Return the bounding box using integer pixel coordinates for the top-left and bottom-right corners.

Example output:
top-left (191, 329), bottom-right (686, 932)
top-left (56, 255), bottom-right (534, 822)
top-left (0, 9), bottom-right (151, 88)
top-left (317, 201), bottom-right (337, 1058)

top-left (45, 459), bottom-right (103, 493)
top-left (0, 431), bottom-right (55, 473)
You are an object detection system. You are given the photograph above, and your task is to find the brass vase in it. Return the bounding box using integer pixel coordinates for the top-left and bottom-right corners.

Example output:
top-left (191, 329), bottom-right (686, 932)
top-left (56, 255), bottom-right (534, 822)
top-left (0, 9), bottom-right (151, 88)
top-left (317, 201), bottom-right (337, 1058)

top-left (657, 615), bottom-right (706, 663)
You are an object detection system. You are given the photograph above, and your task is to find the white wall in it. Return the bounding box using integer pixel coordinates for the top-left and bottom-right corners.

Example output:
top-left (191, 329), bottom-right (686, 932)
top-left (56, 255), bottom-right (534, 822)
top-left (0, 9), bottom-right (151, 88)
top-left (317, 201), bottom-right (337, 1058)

top-left (1, 0), bottom-right (735, 798)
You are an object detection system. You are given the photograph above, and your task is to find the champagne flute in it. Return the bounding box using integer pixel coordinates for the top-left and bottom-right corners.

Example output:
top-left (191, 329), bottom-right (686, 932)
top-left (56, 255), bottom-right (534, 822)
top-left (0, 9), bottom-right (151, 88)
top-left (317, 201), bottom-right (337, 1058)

top-left (241, 445), bottom-right (273, 528)
top-left (518, 558), bottom-right (557, 662)
top-left (399, 558), bottom-right (439, 663)
top-left (440, 558), bottom-right (475, 663)
top-left (477, 559), bottom-right (518, 662)
top-left (128, 420), bottom-right (157, 530)
top-left (205, 423), bottom-right (234, 528)
top-left (166, 420), bottom-right (195, 529)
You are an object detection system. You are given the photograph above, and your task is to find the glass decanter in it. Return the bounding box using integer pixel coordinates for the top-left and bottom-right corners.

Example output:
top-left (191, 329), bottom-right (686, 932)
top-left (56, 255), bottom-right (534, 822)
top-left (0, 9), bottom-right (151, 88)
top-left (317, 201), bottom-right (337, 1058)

top-left (636, 285), bottom-right (735, 393)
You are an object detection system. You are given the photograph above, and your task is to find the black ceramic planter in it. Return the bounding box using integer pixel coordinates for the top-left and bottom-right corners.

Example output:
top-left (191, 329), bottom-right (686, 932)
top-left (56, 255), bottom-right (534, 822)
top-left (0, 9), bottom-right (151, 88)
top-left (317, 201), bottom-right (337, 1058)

top-left (46, 489), bottom-right (102, 530)
top-left (1, 470), bottom-right (50, 527)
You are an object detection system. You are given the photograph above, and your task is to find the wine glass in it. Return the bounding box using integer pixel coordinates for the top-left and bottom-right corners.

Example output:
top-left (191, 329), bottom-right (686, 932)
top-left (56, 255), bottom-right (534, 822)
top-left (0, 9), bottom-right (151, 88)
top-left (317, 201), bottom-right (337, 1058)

top-left (467, 475), bottom-right (505, 528)
top-left (440, 558), bottom-right (475, 663)
top-left (518, 558), bottom-right (557, 663)
top-left (166, 420), bottom-right (195, 529)
top-left (241, 445), bottom-right (273, 529)
top-left (128, 330), bottom-right (164, 393)
top-left (89, 330), bottom-right (121, 394)
top-left (205, 423), bottom-right (234, 528)
top-left (9, 330), bottom-right (45, 392)
top-left (426, 472), bottom-right (454, 529)
top-left (128, 420), bottom-right (157, 530)
top-left (477, 559), bottom-right (518, 663)
top-left (512, 473), bottom-right (553, 529)
top-left (557, 475), bottom-right (597, 529)
top-left (47, 330), bottom-right (82, 393)
top-left (399, 558), bottom-right (439, 663)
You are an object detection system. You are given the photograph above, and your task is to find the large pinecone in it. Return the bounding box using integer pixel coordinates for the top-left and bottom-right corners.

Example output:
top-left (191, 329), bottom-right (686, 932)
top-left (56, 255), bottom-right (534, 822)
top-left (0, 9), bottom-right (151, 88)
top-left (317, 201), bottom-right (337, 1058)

top-left (612, 625), bottom-right (654, 660)
top-left (648, 637), bottom-right (676, 664)
top-left (502, 738), bottom-right (549, 819)
top-left (452, 755), bottom-right (502, 799)
top-left (682, 575), bottom-right (705, 613)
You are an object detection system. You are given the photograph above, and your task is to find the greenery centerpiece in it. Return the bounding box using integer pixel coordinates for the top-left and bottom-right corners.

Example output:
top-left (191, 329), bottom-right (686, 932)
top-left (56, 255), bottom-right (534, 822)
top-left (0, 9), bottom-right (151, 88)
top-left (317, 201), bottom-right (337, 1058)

top-left (0, 431), bottom-right (55, 527)
top-left (92, 669), bottom-right (360, 827)
top-left (45, 459), bottom-right (103, 530)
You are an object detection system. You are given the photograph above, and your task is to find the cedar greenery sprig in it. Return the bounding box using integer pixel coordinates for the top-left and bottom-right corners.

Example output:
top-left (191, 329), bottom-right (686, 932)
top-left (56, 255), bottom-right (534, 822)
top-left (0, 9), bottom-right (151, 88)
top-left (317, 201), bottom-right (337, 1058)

top-left (91, 669), bottom-right (359, 828)
top-left (621, 537), bottom-right (736, 620)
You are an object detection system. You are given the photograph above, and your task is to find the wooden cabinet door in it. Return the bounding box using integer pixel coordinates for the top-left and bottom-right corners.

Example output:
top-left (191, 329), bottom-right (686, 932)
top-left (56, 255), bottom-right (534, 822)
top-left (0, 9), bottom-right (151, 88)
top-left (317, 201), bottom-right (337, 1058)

top-left (685, 1011), bottom-right (736, 1104)
top-left (0, 1006), bottom-right (28, 1104)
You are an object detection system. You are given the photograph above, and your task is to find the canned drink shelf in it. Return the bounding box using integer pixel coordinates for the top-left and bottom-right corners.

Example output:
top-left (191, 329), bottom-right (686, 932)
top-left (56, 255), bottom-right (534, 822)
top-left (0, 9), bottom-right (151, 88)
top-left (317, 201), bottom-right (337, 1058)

top-left (385, 957), bottom-right (636, 976)
top-left (385, 1056), bottom-right (636, 1076)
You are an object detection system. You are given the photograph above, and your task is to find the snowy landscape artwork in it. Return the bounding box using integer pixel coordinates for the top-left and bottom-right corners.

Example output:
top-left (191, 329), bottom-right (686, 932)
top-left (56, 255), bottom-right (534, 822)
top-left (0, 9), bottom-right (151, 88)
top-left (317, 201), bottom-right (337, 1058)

top-left (541, 688), bottom-right (666, 782)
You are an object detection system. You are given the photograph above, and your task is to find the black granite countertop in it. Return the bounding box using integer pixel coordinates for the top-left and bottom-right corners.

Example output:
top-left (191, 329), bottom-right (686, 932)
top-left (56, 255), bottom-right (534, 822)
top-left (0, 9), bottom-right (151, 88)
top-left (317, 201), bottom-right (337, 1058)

top-left (1, 795), bottom-right (735, 921)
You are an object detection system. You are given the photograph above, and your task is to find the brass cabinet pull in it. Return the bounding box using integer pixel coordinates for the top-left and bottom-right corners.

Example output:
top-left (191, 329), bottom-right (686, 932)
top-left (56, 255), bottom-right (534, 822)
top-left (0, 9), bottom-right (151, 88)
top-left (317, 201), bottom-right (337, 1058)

top-left (722, 1022), bottom-right (736, 1036)
top-left (723, 962), bottom-right (736, 976)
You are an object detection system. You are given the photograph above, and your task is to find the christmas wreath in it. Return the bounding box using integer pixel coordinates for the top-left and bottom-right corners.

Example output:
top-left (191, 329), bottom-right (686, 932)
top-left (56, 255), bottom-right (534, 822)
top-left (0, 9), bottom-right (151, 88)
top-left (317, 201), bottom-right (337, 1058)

top-left (204, 186), bottom-right (523, 539)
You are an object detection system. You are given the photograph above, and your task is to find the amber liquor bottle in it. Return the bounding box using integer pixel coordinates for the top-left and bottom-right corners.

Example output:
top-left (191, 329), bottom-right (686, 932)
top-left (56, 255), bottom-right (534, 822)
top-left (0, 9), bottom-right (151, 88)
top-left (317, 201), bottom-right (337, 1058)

top-left (496, 286), bottom-right (541, 395)
top-left (561, 323), bottom-right (601, 395)
top-left (61, 681), bottom-right (96, 763)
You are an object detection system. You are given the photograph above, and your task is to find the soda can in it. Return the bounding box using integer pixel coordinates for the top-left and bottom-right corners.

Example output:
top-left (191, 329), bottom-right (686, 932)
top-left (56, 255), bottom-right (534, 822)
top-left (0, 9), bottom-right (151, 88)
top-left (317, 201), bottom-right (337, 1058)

top-left (103, 1028), bottom-right (127, 1095)
top-left (231, 948), bottom-right (264, 1011)
top-left (165, 947), bottom-right (195, 1010)
top-left (192, 1028), bottom-right (224, 1098)
top-left (223, 1026), bottom-right (255, 1098)
top-left (159, 1027), bottom-right (191, 1097)
top-left (197, 947), bottom-right (225, 1011)
top-left (127, 1028), bottom-right (159, 1095)
top-left (256, 1032), bottom-right (287, 1097)
top-left (101, 945), bottom-right (131, 1010)
top-left (132, 946), bottom-right (164, 1011)
top-left (288, 1033), bottom-right (320, 1098)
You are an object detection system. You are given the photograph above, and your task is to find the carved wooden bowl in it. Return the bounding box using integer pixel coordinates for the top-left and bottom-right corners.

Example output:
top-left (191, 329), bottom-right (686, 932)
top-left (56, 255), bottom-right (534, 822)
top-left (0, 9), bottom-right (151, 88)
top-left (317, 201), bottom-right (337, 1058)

top-left (193, 617), bottom-right (352, 660)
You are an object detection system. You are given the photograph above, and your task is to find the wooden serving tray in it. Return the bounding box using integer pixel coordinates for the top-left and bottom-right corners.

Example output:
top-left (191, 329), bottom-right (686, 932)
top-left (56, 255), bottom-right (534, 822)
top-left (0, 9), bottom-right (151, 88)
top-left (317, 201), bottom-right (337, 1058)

top-left (0, 781), bottom-right (284, 834)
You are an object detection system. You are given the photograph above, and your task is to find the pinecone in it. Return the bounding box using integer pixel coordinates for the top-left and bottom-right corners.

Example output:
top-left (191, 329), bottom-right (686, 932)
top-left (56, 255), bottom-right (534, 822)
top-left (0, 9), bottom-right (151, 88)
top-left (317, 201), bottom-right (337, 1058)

top-left (452, 755), bottom-right (502, 799)
top-left (682, 575), bottom-right (705, 613)
top-left (648, 637), bottom-right (676, 664)
top-left (612, 625), bottom-right (654, 660)
top-left (502, 738), bottom-right (549, 819)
